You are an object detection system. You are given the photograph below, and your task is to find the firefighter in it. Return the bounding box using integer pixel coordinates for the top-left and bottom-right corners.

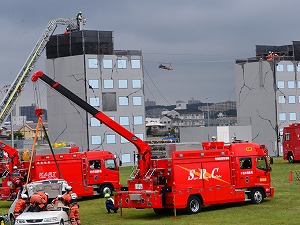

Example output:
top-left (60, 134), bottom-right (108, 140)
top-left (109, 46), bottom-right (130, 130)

top-left (29, 192), bottom-right (47, 212)
top-left (62, 185), bottom-right (73, 206)
top-left (9, 166), bottom-right (23, 200)
top-left (69, 194), bottom-right (81, 225)
top-left (267, 51), bottom-right (274, 61)
top-left (104, 193), bottom-right (118, 213)
top-left (13, 194), bottom-right (28, 217)
top-left (38, 191), bottom-right (49, 209)
top-left (76, 12), bottom-right (83, 30)
top-left (52, 194), bottom-right (66, 206)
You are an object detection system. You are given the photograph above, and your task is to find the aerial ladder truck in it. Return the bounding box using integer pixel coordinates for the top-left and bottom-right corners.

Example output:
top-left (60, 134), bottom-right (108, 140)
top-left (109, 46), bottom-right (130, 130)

top-left (0, 14), bottom-right (85, 127)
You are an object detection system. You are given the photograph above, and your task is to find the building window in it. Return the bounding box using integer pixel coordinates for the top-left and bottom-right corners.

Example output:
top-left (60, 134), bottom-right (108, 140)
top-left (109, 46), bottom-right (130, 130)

top-left (288, 81), bottom-right (295, 89)
top-left (103, 79), bottom-right (114, 89)
top-left (119, 116), bottom-right (129, 126)
top-left (278, 96), bottom-right (286, 104)
top-left (117, 59), bottom-right (127, 69)
top-left (106, 134), bottom-right (116, 144)
top-left (90, 97), bottom-right (100, 107)
top-left (109, 116), bottom-right (115, 121)
top-left (91, 118), bottom-right (101, 127)
top-left (91, 135), bottom-right (101, 145)
top-left (121, 137), bottom-right (129, 143)
top-left (279, 113), bottom-right (286, 121)
top-left (287, 65), bottom-right (294, 72)
top-left (277, 81), bottom-right (284, 89)
top-left (121, 153), bottom-right (131, 163)
top-left (131, 59), bottom-right (141, 69)
top-left (133, 116), bottom-right (143, 125)
top-left (290, 112), bottom-right (297, 121)
top-left (89, 79), bottom-right (99, 89)
top-left (132, 79), bottom-right (142, 89)
top-left (135, 133), bottom-right (144, 140)
top-left (299, 96), bottom-right (300, 103)
top-left (119, 96), bottom-right (129, 106)
top-left (102, 92), bottom-right (116, 111)
top-left (118, 80), bottom-right (128, 89)
top-left (276, 64), bottom-right (284, 72)
top-left (289, 95), bottom-right (296, 104)
top-left (88, 58), bottom-right (98, 69)
top-left (103, 59), bottom-right (113, 68)
top-left (133, 96), bottom-right (142, 106)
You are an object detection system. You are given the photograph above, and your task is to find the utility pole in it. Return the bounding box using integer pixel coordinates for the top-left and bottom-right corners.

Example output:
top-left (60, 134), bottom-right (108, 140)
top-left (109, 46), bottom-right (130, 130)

top-left (206, 97), bottom-right (210, 127)
top-left (270, 59), bottom-right (280, 157)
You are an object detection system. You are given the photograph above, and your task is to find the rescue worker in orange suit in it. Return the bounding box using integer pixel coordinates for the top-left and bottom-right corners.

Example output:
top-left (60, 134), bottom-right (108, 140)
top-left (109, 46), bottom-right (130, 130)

top-left (29, 192), bottom-right (47, 212)
top-left (62, 185), bottom-right (73, 206)
top-left (14, 194), bottom-right (28, 217)
top-left (69, 194), bottom-right (81, 225)
top-left (37, 192), bottom-right (49, 210)
top-left (267, 51), bottom-right (274, 61)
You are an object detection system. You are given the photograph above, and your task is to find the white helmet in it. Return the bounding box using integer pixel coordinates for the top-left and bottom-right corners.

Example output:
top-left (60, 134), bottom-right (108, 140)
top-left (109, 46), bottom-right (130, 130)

top-left (45, 192), bottom-right (49, 197)
top-left (21, 194), bottom-right (28, 199)
top-left (13, 166), bottom-right (18, 170)
top-left (66, 186), bottom-right (72, 191)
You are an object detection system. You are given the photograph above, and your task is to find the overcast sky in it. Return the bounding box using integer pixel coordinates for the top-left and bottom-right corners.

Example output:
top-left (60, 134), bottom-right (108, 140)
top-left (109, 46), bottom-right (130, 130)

top-left (1, 0), bottom-right (300, 108)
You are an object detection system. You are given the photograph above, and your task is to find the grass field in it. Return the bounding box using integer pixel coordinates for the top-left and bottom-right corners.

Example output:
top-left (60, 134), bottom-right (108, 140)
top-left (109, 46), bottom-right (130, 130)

top-left (1, 157), bottom-right (300, 225)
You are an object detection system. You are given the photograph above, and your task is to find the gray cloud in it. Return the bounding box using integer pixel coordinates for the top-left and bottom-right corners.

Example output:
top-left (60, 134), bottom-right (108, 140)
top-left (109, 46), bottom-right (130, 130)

top-left (1, 0), bottom-right (300, 107)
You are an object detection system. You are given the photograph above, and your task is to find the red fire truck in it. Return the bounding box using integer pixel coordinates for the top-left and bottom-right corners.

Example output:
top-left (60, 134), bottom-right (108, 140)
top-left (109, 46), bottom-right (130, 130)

top-left (282, 123), bottom-right (300, 163)
top-left (32, 71), bottom-right (274, 215)
top-left (0, 141), bottom-right (119, 200)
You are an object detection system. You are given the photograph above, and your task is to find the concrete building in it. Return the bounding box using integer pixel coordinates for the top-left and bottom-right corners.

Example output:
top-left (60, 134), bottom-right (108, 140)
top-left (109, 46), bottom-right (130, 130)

top-left (45, 30), bottom-right (145, 165)
top-left (235, 42), bottom-right (300, 156)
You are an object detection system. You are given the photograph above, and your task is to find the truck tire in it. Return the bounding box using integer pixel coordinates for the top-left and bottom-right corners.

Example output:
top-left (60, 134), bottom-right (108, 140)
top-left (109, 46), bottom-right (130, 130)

top-left (251, 188), bottom-right (264, 204)
top-left (288, 153), bottom-right (294, 163)
top-left (186, 196), bottom-right (201, 214)
top-left (100, 184), bottom-right (113, 197)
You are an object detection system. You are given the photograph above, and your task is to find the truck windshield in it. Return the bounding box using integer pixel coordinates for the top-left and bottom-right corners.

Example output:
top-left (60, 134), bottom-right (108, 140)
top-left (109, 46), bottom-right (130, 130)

top-left (256, 157), bottom-right (267, 171)
top-left (105, 159), bottom-right (116, 170)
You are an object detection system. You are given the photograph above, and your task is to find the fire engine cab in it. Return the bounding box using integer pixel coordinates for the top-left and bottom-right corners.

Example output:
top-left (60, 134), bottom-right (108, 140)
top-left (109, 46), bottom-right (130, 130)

top-left (282, 123), bottom-right (300, 163)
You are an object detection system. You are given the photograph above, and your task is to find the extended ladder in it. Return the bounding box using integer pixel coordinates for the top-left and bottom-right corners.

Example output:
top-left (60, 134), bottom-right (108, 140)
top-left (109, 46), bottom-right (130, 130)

top-left (0, 17), bottom-right (80, 127)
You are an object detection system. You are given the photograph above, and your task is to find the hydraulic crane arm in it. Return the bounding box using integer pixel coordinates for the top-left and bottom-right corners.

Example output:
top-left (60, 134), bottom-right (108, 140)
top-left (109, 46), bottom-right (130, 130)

top-left (0, 17), bottom-right (81, 127)
top-left (32, 71), bottom-right (151, 179)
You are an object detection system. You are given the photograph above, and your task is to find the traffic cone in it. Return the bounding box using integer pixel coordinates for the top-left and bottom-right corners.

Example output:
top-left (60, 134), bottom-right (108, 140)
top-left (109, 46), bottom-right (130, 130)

top-left (289, 170), bottom-right (293, 182)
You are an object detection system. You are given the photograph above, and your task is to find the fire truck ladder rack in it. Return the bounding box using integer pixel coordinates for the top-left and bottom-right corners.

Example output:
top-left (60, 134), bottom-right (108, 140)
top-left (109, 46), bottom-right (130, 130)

top-left (129, 165), bottom-right (139, 180)
top-left (0, 17), bottom-right (79, 127)
top-left (82, 157), bottom-right (89, 189)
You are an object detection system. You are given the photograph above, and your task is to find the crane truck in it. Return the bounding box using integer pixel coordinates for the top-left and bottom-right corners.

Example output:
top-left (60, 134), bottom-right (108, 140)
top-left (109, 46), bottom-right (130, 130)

top-left (31, 71), bottom-right (274, 215)
top-left (282, 123), bottom-right (300, 163)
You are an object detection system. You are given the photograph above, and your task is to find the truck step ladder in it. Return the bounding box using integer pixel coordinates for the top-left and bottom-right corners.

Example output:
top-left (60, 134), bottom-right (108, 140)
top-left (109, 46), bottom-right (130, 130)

top-left (0, 17), bottom-right (81, 127)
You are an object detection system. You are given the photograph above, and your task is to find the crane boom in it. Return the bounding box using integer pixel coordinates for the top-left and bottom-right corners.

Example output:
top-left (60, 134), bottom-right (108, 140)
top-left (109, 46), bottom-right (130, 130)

top-left (32, 71), bottom-right (151, 179)
top-left (0, 17), bottom-right (80, 127)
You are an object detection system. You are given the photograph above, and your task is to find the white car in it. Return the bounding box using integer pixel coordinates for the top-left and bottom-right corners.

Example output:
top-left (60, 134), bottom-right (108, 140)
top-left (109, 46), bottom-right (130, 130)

top-left (14, 206), bottom-right (70, 225)
top-left (8, 179), bottom-right (69, 225)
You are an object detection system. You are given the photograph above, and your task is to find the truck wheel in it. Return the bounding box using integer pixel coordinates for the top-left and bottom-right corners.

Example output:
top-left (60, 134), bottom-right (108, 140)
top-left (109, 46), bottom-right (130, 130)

top-left (186, 196), bottom-right (201, 214)
top-left (100, 184), bottom-right (113, 197)
top-left (288, 154), bottom-right (294, 163)
top-left (251, 188), bottom-right (264, 204)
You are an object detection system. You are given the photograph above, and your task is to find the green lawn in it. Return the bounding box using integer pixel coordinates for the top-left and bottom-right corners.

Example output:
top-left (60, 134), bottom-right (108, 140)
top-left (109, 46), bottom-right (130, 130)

top-left (1, 157), bottom-right (300, 225)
